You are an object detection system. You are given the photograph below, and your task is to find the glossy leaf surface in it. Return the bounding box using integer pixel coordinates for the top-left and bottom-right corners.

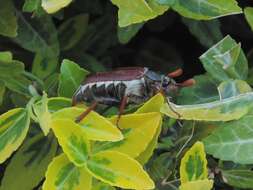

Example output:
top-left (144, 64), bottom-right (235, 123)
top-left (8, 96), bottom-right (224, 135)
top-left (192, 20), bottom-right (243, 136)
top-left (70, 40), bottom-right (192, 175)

top-left (96, 112), bottom-right (161, 158)
top-left (42, 0), bottom-right (72, 13)
top-left (179, 179), bottom-right (213, 190)
top-left (51, 119), bottom-right (90, 166)
top-left (180, 142), bottom-right (208, 183)
top-left (43, 153), bottom-right (92, 190)
top-left (203, 114), bottom-right (253, 164)
top-left (0, 134), bottom-right (57, 190)
top-left (58, 59), bottom-right (89, 98)
top-left (53, 107), bottom-right (123, 142)
top-left (160, 0), bottom-right (241, 20)
top-left (0, 108), bottom-right (30, 164)
top-left (200, 35), bottom-right (248, 82)
top-left (111, 0), bottom-right (169, 27)
top-left (222, 170), bottom-right (253, 189)
top-left (87, 150), bottom-right (155, 189)
top-left (161, 92), bottom-right (253, 121)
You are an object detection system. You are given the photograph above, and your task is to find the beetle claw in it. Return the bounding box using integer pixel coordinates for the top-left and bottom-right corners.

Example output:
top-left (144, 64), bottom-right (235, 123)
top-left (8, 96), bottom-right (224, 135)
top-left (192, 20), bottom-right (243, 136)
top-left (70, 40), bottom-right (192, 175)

top-left (168, 68), bottom-right (183, 78)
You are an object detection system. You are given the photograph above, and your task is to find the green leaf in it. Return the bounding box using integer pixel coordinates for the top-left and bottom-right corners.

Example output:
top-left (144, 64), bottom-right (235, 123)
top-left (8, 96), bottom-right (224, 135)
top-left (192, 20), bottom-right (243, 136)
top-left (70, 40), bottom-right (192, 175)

top-left (44, 73), bottom-right (59, 95)
top-left (0, 60), bottom-right (24, 77)
top-left (0, 54), bottom-right (31, 96)
top-left (118, 23), bottom-right (144, 44)
top-left (0, 51), bottom-right (13, 62)
top-left (51, 119), bottom-right (90, 167)
top-left (244, 7), bottom-right (253, 31)
top-left (91, 182), bottom-right (116, 190)
top-left (161, 92), bottom-right (253, 121)
top-left (47, 97), bottom-right (72, 112)
top-left (4, 75), bottom-right (32, 96)
top-left (0, 0), bottom-right (17, 37)
top-left (111, 0), bottom-right (169, 27)
top-left (179, 179), bottom-right (213, 190)
top-left (0, 108), bottom-right (30, 164)
top-left (180, 142), bottom-right (208, 183)
top-left (0, 81), bottom-right (5, 106)
top-left (147, 0), bottom-right (170, 16)
top-left (58, 14), bottom-right (89, 51)
top-left (58, 59), bottom-right (89, 98)
top-left (0, 134), bottom-right (57, 190)
top-left (218, 80), bottom-right (252, 99)
top-left (32, 53), bottom-right (58, 80)
top-left (22, 0), bottom-right (41, 13)
top-left (200, 35), bottom-right (248, 82)
top-left (177, 75), bottom-right (219, 104)
top-left (42, 0), bottom-right (72, 14)
top-left (14, 13), bottom-right (59, 58)
top-left (52, 107), bottom-right (123, 142)
top-left (43, 153), bottom-right (92, 190)
top-left (0, 56), bottom-right (31, 96)
top-left (203, 114), bottom-right (253, 164)
top-left (96, 112), bottom-right (161, 158)
top-left (33, 93), bottom-right (52, 135)
top-left (86, 150), bottom-right (154, 189)
top-left (222, 170), bottom-right (253, 189)
top-left (161, 0), bottom-right (242, 20)
top-left (182, 18), bottom-right (223, 48)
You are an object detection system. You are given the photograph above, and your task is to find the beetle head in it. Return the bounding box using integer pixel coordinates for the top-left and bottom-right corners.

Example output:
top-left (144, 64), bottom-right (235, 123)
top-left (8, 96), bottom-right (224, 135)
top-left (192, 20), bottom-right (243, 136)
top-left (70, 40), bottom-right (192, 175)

top-left (160, 75), bottom-right (178, 96)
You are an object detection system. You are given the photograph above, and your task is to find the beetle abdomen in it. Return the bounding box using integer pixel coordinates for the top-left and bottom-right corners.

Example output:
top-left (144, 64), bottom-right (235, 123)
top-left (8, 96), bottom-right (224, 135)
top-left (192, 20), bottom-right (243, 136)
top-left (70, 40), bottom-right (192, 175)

top-left (74, 78), bottom-right (147, 105)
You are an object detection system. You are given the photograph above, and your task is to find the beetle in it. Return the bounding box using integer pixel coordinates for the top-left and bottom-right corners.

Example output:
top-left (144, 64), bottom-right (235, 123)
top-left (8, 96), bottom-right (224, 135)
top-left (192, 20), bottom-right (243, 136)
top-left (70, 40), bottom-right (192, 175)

top-left (72, 67), bottom-right (194, 123)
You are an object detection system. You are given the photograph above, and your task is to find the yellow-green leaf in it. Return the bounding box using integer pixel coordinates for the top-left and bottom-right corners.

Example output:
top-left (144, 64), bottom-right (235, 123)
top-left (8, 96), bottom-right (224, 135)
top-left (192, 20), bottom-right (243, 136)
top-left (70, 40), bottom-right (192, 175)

top-left (86, 150), bottom-right (154, 189)
top-left (0, 134), bottom-right (57, 190)
top-left (179, 179), bottom-right (213, 190)
top-left (0, 108), bottom-right (30, 164)
top-left (161, 92), bottom-right (253, 121)
top-left (43, 153), bottom-right (92, 190)
top-left (111, 0), bottom-right (169, 27)
top-left (135, 93), bottom-right (164, 164)
top-left (33, 93), bottom-right (51, 135)
top-left (180, 142), bottom-right (208, 183)
top-left (53, 107), bottom-right (123, 142)
top-left (42, 0), bottom-right (72, 13)
top-left (91, 182), bottom-right (116, 190)
top-left (51, 119), bottom-right (90, 167)
top-left (97, 112), bottom-right (161, 158)
top-left (136, 120), bottom-right (162, 165)
top-left (135, 93), bottom-right (164, 114)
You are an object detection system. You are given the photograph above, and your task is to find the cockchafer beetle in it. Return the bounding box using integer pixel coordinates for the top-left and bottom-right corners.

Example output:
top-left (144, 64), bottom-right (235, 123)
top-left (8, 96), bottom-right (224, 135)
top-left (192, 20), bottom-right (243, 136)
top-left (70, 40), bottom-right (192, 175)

top-left (72, 67), bottom-right (194, 124)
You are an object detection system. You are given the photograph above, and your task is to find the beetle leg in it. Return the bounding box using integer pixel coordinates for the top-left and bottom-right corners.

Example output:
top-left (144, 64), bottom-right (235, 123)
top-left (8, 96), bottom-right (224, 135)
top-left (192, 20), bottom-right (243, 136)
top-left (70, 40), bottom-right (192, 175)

top-left (75, 101), bottom-right (98, 123)
top-left (72, 97), bottom-right (77, 106)
top-left (116, 95), bottom-right (128, 128)
top-left (158, 89), bottom-right (181, 119)
top-left (167, 68), bottom-right (183, 78)
top-left (166, 97), bottom-right (181, 119)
